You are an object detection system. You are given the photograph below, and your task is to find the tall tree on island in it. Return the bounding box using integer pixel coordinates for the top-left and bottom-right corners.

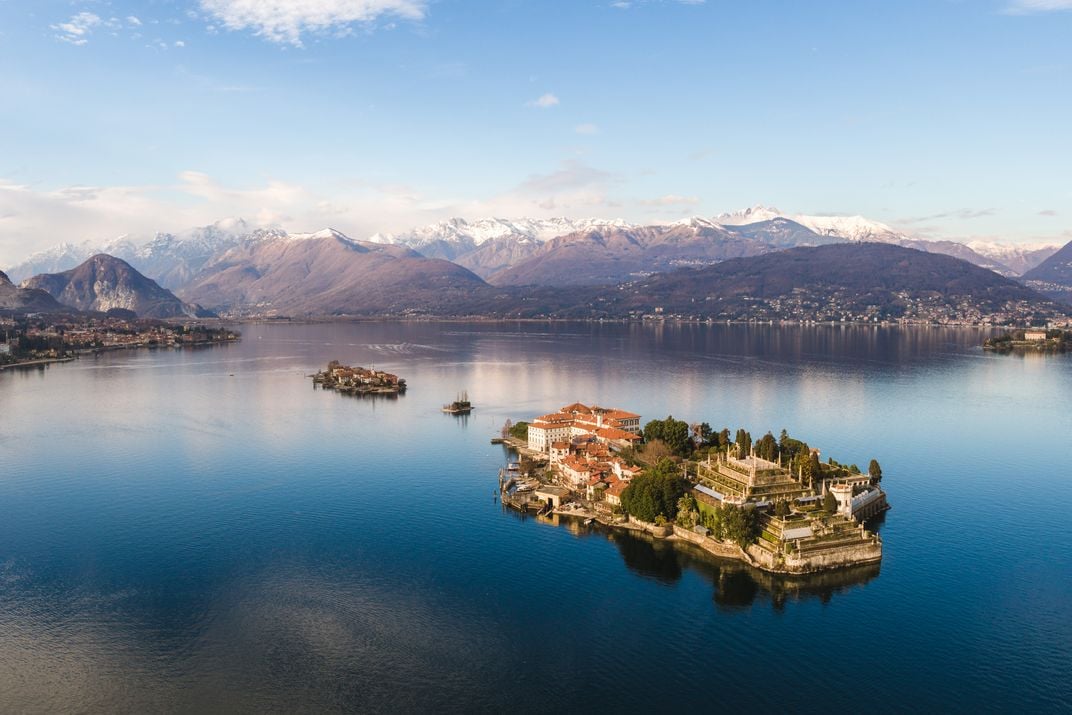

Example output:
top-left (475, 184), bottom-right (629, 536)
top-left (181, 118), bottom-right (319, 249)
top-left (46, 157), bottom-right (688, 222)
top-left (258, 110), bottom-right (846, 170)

top-left (735, 428), bottom-right (752, 458)
top-left (755, 432), bottom-right (778, 461)
top-left (869, 459), bottom-right (883, 483)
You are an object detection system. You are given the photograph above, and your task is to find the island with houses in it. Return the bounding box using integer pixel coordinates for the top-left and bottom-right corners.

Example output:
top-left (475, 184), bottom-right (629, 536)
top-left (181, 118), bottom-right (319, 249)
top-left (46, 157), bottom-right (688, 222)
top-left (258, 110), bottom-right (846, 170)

top-left (312, 361), bottom-right (406, 396)
top-left (498, 402), bottom-right (888, 574)
top-left (983, 328), bottom-right (1072, 354)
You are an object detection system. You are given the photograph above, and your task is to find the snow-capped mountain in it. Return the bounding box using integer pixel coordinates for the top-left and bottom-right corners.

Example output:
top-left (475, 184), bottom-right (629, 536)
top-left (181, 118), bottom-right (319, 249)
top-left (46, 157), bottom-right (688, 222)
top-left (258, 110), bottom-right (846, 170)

top-left (714, 205), bottom-right (785, 226)
top-left (4, 242), bottom-right (104, 284)
top-left (4, 219), bottom-right (287, 288)
top-left (6, 209), bottom-right (1062, 294)
top-left (965, 240), bottom-right (1061, 276)
top-left (369, 217), bottom-right (634, 250)
top-left (717, 205), bottom-right (904, 242)
top-left (712, 205), bottom-right (1019, 274)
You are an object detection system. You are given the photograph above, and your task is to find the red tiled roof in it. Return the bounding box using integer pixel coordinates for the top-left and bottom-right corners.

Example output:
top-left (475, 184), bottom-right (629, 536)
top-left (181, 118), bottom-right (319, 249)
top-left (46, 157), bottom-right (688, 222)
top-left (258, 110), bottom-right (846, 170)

top-left (602, 409), bottom-right (641, 420)
top-left (596, 427), bottom-right (641, 441)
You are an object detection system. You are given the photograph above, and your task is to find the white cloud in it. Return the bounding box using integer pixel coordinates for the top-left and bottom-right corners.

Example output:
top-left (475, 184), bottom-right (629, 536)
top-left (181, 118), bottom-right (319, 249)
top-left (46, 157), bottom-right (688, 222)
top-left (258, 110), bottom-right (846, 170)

top-left (126, 16), bottom-right (143, 27)
top-left (51, 12), bottom-right (101, 45)
top-left (639, 194), bottom-right (699, 206)
top-left (574, 123), bottom-right (599, 135)
top-left (174, 40), bottom-right (186, 47)
top-left (0, 165), bottom-right (629, 267)
top-left (527, 93), bottom-right (559, 109)
top-left (199, 0), bottom-right (427, 46)
top-left (1005, 0), bottom-right (1072, 11)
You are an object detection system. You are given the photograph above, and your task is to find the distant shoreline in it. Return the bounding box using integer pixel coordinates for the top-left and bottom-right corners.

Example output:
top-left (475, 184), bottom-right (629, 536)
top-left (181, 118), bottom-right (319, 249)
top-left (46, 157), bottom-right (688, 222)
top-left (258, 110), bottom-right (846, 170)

top-left (227, 315), bottom-right (1023, 330)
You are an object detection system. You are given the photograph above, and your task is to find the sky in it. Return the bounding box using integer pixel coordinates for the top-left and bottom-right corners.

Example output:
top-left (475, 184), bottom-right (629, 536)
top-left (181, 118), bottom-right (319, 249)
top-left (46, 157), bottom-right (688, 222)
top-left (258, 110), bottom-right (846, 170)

top-left (0, 0), bottom-right (1070, 265)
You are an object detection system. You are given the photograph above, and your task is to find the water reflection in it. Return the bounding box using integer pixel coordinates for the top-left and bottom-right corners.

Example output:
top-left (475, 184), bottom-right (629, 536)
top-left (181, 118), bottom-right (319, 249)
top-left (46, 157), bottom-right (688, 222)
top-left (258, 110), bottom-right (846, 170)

top-left (545, 517), bottom-right (880, 610)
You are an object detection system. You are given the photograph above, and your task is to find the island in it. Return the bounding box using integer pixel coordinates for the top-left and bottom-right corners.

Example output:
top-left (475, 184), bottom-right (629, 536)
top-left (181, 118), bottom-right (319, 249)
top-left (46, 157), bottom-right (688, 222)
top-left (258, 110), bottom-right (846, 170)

top-left (983, 328), bottom-right (1072, 354)
top-left (443, 391), bottom-right (473, 414)
top-left (498, 403), bottom-right (889, 575)
top-left (312, 360), bottom-right (406, 396)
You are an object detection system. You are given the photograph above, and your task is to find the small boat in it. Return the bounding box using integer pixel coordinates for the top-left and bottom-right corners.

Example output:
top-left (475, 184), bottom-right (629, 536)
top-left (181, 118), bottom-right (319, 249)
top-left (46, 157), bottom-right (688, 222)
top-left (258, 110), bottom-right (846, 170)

top-left (442, 390), bottom-right (473, 414)
top-left (584, 518), bottom-right (594, 526)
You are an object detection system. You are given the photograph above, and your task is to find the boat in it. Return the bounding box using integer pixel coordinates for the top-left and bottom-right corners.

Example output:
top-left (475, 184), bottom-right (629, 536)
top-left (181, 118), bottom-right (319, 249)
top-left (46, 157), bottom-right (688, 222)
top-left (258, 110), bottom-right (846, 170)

top-left (442, 390), bottom-right (473, 414)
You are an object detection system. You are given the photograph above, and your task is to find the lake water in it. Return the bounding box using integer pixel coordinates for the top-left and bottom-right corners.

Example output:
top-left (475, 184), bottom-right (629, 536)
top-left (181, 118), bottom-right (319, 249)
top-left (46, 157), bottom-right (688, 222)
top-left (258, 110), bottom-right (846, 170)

top-left (1, 322), bottom-right (1070, 713)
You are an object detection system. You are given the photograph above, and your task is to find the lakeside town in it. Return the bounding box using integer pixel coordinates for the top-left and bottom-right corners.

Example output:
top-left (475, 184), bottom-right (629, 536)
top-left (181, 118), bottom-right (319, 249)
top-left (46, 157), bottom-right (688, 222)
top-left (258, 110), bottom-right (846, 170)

top-left (498, 402), bottom-right (888, 574)
top-left (0, 314), bottom-right (240, 369)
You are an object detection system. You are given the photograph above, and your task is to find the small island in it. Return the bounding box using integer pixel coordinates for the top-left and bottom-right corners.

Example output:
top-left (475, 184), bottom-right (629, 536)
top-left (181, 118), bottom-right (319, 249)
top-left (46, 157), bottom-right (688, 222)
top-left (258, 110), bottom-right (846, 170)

top-left (983, 328), bottom-right (1072, 353)
top-left (442, 391), bottom-right (473, 414)
top-left (498, 403), bottom-right (888, 575)
top-left (312, 360), bottom-right (406, 396)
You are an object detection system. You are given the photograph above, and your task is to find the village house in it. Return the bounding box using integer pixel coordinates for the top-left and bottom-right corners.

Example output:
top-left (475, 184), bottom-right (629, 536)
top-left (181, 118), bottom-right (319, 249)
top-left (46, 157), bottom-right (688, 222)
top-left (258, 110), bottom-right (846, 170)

top-left (524, 402), bottom-right (645, 504)
top-left (527, 402), bottom-right (642, 453)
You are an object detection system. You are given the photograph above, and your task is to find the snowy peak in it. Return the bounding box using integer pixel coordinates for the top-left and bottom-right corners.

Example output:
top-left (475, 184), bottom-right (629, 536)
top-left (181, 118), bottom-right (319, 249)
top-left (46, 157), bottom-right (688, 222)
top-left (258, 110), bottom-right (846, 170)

top-left (286, 227), bottom-right (352, 242)
top-left (667, 216), bottom-right (724, 230)
top-left (370, 217), bottom-right (636, 249)
top-left (715, 206), bottom-right (902, 242)
top-left (714, 205), bottom-right (784, 225)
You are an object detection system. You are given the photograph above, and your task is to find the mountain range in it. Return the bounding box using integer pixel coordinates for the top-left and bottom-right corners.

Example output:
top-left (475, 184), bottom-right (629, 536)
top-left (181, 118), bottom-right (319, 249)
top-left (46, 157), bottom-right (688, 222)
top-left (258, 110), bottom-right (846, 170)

top-left (5, 209), bottom-right (1062, 293)
top-left (6, 240), bottom-right (1069, 324)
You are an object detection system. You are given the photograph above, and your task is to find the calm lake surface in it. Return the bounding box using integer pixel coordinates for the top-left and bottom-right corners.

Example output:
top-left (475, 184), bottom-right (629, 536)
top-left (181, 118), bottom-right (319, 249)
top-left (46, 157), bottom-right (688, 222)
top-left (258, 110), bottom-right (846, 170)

top-left (1, 322), bottom-right (1070, 713)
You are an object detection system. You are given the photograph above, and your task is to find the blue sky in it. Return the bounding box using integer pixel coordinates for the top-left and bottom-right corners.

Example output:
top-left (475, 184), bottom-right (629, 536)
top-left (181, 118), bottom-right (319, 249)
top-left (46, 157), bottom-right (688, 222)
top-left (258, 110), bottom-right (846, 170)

top-left (0, 0), bottom-right (1070, 264)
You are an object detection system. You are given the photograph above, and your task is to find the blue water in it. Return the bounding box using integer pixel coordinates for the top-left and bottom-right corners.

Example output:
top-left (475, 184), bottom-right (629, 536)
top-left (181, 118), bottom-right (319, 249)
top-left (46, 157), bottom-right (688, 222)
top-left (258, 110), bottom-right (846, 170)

top-left (1, 322), bottom-right (1070, 713)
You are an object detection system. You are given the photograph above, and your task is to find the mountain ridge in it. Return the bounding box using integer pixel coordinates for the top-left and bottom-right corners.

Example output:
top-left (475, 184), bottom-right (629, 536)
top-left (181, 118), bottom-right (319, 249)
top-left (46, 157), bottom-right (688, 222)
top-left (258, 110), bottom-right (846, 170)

top-left (22, 255), bottom-right (209, 318)
top-left (4, 210), bottom-right (1065, 290)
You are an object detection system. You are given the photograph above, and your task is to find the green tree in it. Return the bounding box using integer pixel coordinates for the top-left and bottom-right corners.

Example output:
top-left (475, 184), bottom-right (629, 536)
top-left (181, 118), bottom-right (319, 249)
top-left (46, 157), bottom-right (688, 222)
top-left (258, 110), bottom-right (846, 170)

top-left (755, 431), bottom-right (778, 461)
top-left (643, 416), bottom-right (691, 457)
top-left (735, 428), bottom-right (752, 457)
top-left (823, 492), bottom-right (838, 515)
top-left (720, 505), bottom-right (757, 548)
top-left (509, 421), bottom-right (529, 440)
top-left (774, 500), bottom-right (790, 517)
top-left (869, 459), bottom-right (883, 482)
top-left (810, 452), bottom-right (822, 485)
top-left (676, 493), bottom-right (698, 527)
top-left (620, 458), bottom-right (689, 523)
